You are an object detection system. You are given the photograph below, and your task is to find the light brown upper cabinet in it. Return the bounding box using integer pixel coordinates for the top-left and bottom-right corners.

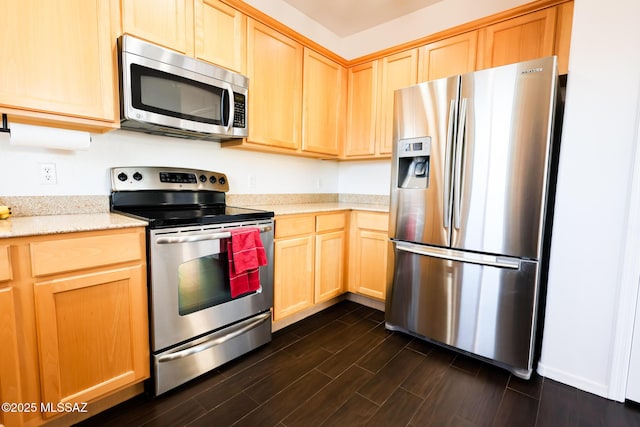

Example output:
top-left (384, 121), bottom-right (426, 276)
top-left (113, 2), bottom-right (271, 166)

top-left (122, 0), bottom-right (192, 55)
top-left (345, 61), bottom-right (379, 157)
top-left (378, 49), bottom-right (419, 156)
top-left (344, 49), bottom-right (418, 159)
top-left (477, 8), bottom-right (557, 70)
top-left (419, 31), bottom-right (479, 82)
top-left (122, 0), bottom-right (246, 72)
top-left (0, 0), bottom-right (118, 131)
top-left (302, 48), bottom-right (346, 157)
top-left (555, 1), bottom-right (574, 75)
top-left (246, 19), bottom-right (303, 150)
top-left (195, 0), bottom-right (246, 73)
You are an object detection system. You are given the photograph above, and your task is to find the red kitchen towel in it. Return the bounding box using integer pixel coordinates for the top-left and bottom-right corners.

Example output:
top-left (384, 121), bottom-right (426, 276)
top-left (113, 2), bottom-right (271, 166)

top-left (227, 227), bottom-right (267, 298)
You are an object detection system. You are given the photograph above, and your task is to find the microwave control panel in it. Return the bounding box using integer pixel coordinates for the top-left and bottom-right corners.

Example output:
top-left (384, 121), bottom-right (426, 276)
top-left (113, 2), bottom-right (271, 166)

top-left (233, 93), bottom-right (246, 128)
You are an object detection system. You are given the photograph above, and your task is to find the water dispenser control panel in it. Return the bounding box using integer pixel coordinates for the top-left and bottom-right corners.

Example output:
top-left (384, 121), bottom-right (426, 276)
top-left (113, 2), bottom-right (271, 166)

top-left (398, 137), bottom-right (431, 158)
top-left (397, 137), bottom-right (431, 189)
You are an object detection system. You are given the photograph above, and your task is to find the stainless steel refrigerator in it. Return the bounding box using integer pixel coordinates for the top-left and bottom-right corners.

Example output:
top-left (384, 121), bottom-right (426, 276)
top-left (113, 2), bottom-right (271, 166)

top-left (386, 56), bottom-right (559, 379)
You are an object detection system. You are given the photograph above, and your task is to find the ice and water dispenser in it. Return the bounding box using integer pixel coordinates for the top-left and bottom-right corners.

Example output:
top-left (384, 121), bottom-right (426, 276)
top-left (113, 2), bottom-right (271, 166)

top-left (397, 136), bottom-right (431, 189)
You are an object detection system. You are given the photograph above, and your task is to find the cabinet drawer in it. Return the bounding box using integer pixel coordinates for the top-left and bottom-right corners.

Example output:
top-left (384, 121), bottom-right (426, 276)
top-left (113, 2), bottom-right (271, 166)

top-left (275, 215), bottom-right (315, 238)
top-left (355, 212), bottom-right (389, 232)
top-left (30, 231), bottom-right (144, 277)
top-left (316, 212), bottom-right (346, 232)
top-left (0, 245), bottom-right (11, 282)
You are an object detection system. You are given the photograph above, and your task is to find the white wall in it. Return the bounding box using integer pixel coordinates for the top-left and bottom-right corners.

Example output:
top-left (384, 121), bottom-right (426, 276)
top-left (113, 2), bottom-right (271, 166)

top-left (537, 0), bottom-right (640, 399)
top-left (0, 129), bottom-right (339, 196)
top-left (338, 160), bottom-right (391, 195)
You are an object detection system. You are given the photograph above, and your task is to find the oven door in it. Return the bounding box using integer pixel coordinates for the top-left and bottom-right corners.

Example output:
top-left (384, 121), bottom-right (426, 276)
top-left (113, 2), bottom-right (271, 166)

top-left (149, 219), bottom-right (274, 353)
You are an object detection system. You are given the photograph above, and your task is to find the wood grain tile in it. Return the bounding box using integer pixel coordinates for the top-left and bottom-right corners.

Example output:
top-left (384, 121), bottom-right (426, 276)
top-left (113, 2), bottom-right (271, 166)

top-left (365, 387), bottom-right (423, 427)
top-left (76, 302), bottom-right (640, 427)
top-left (234, 370), bottom-right (332, 427)
top-left (356, 332), bottom-right (412, 373)
top-left (358, 348), bottom-right (425, 405)
top-left (282, 365), bottom-right (373, 426)
top-left (536, 378), bottom-right (578, 427)
top-left (317, 329), bottom-right (386, 378)
top-left (493, 388), bottom-right (538, 427)
top-left (319, 393), bottom-right (379, 427)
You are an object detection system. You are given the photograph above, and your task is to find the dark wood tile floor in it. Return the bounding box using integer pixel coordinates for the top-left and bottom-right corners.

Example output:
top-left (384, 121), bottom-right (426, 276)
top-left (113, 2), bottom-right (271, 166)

top-left (76, 301), bottom-right (640, 426)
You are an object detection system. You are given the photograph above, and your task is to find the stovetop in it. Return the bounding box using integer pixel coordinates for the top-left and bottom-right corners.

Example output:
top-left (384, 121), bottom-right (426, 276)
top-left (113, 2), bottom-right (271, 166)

top-left (113, 205), bottom-right (273, 228)
top-left (110, 166), bottom-right (274, 229)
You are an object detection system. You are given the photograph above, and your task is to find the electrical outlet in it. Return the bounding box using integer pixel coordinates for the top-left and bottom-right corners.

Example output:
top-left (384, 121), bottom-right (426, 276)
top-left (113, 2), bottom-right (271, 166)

top-left (248, 174), bottom-right (257, 190)
top-left (39, 163), bottom-right (57, 185)
top-left (316, 178), bottom-right (322, 190)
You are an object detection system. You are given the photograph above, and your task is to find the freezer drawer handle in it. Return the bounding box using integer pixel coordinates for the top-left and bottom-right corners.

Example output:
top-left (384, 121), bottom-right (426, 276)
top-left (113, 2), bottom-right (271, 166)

top-left (157, 311), bottom-right (272, 363)
top-left (395, 241), bottom-right (520, 269)
top-left (156, 225), bottom-right (273, 244)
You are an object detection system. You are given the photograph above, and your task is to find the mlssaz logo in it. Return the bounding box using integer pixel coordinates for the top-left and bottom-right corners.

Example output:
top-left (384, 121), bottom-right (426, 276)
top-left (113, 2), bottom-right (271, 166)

top-left (521, 67), bottom-right (544, 74)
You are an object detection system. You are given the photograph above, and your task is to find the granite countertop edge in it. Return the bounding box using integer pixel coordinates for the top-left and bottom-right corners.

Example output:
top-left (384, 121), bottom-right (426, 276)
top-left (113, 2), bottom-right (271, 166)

top-left (0, 213), bottom-right (148, 239)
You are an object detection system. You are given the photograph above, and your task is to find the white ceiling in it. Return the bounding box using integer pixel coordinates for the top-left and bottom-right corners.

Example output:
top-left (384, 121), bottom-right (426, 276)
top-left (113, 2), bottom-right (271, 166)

top-left (281, 0), bottom-right (442, 37)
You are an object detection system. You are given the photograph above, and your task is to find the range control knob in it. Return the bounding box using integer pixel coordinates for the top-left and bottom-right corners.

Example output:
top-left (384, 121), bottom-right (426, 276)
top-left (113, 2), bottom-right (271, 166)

top-left (133, 172), bottom-right (143, 181)
top-left (199, 174), bottom-right (207, 183)
top-left (218, 176), bottom-right (226, 185)
top-left (117, 172), bottom-right (128, 182)
top-left (209, 176), bottom-right (217, 184)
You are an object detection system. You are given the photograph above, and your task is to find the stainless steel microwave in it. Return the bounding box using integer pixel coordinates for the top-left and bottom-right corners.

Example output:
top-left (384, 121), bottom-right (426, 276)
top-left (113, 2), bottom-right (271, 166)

top-left (118, 35), bottom-right (248, 141)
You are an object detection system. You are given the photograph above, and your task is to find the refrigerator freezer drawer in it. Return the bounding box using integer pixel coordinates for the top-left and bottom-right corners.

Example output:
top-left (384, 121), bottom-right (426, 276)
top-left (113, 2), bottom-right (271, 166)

top-left (386, 242), bottom-right (540, 377)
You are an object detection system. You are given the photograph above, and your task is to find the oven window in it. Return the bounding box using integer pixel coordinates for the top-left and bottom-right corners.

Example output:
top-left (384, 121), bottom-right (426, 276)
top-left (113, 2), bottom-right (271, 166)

top-left (130, 64), bottom-right (228, 126)
top-left (177, 253), bottom-right (231, 315)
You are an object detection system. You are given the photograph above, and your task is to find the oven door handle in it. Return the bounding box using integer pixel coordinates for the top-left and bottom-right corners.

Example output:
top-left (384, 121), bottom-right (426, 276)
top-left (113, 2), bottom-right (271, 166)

top-left (155, 225), bottom-right (273, 244)
top-left (157, 311), bottom-right (272, 363)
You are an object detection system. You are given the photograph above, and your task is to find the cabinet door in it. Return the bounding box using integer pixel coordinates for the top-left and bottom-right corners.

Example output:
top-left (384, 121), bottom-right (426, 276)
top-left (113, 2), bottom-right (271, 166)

top-left (349, 212), bottom-right (389, 300)
top-left (0, 0), bottom-right (117, 125)
top-left (554, 2), bottom-right (573, 75)
top-left (195, 0), bottom-right (246, 72)
top-left (419, 31), bottom-right (478, 82)
top-left (0, 288), bottom-right (22, 427)
top-left (273, 235), bottom-right (314, 320)
top-left (247, 19), bottom-right (303, 150)
top-left (315, 230), bottom-right (346, 303)
top-left (302, 48), bottom-right (346, 156)
top-left (122, 0), bottom-right (192, 55)
top-left (345, 61), bottom-right (379, 157)
top-left (378, 49), bottom-right (418, 155)
top-left (34, 266), bottom-right (149, 416)
top-left (478, 8), bottom-right (557, 69)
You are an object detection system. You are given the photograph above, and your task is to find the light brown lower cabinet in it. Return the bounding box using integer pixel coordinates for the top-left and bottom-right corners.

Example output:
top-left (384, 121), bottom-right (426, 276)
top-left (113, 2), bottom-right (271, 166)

top-left (273, 212), bottom-right (347, 321)
top-left (348, 211), bottom-right (390, 301)
top-left (0, 227), bottom-right (149, 427)
top-left (273, 210), bottom-right (389, 322)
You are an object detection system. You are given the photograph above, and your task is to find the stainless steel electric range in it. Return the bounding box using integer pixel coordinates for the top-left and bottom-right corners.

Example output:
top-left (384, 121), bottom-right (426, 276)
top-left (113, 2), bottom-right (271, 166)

top-left (110, 166), bottom-right (274, 396)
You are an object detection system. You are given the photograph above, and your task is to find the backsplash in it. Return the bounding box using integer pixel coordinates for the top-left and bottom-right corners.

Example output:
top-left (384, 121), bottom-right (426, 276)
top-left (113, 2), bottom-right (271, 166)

top-left (2, 193), bottom-right (389, 217)
top-left (0, 195), bottom-right (109, 216)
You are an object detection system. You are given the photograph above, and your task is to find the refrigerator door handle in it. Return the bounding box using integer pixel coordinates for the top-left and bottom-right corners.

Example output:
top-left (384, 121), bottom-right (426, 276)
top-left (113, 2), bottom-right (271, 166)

top-left (395, 241), bottom-right (521, 270)
top-left (443, 99), bottom-right (456, 229)
top-left (453, 98), bottom-right (468, 229)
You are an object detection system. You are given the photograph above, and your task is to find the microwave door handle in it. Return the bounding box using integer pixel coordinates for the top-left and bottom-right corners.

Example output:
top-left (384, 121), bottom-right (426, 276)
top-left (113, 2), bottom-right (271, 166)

top-left (224, 84), bottom-right (234, 132)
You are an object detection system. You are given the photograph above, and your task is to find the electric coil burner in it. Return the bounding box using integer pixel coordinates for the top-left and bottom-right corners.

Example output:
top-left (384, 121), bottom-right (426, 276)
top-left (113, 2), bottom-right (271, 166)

top-left (110, 167), bottom-right (274, 395)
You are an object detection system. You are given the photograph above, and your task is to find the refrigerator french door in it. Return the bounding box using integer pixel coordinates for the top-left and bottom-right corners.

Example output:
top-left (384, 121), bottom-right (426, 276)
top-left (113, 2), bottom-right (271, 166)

top-left (386, 57), bottom-right (558, 379)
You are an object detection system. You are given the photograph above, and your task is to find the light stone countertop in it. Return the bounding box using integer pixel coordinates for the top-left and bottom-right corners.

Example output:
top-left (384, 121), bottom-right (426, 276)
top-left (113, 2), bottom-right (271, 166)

top-left (0, 213), bottom-right (148, 239)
